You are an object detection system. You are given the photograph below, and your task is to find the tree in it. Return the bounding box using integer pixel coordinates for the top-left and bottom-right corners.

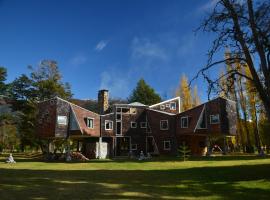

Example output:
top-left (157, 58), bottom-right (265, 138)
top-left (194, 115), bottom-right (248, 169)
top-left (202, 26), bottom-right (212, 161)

top-left (193, 0), bottom-right (270, 122)
top-left (0, 113), bottom-right (20, 152)
top-left (0, 67), bottom-right (8, 95)
top-left (10, 60), bottom-right (73, 151)
top-left (29, 60), bottom-right (72, 100)
top-left (192, 85), bottom-right (201, 107)
top-left (175, 74), bottom-right (193, 111)
top-left (128, 79), bottom-right (161, 105)
top-left (178, 142), bottom-right (191, 161)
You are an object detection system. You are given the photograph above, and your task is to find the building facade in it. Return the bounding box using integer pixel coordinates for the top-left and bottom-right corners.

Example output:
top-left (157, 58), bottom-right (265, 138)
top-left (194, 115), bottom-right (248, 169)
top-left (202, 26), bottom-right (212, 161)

top-left (36, 90), bottom-right (237, 158)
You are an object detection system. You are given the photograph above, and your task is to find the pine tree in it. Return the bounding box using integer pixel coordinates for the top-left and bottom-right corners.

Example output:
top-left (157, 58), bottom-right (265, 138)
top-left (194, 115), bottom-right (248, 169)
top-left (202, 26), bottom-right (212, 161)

top-left (128, 79), bottom-right (161, 105)
top-left (178, 142), bottom-right (191, 161)
top-left (175, 74), bottom-right (192, 111)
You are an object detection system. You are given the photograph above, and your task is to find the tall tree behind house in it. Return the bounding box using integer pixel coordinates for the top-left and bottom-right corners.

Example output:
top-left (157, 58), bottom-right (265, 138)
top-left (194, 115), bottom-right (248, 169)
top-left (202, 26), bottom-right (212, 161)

top-left (10, 60), bottom-right (73, 151)
top-left (128, 79), bottom-right (161, 106)
top-left (195, 0), bottom-right (270, 122)
top-left (175, 74), bottom-right (200, 112)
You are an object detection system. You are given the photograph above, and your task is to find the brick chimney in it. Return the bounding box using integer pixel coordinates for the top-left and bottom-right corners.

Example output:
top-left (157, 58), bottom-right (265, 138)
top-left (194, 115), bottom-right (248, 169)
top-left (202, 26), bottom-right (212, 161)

top-left (98, 89), bottom-right (109, 114)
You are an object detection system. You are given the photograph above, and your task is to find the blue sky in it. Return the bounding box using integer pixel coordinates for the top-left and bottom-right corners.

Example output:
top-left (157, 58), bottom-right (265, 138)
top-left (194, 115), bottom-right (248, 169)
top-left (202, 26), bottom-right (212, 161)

top-left (0, 0), bottom-right (221, 101)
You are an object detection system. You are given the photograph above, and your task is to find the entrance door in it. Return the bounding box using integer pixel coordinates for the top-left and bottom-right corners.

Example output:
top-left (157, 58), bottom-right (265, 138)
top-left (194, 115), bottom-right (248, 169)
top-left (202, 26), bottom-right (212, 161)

top-left (146, 136), bottom-right (155, 153)
top-left (116, 137), bottom-right (130, 156)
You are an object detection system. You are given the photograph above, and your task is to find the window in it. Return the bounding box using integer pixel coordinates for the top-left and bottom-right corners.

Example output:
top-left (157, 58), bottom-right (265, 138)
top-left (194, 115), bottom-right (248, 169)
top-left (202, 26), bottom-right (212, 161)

top-left (116, 121), bottom-right (121, 135)
top-left (166, 104), bottom-right (170, 108)
top-left (160, 105), bottom-right (165, 110)
top-left (85, 117), bottom-right (94, 128)
top-left (140, 122), bottom-right (147, 128)
top-left (131, 122), bottom-right (137, 128)
top-left (210, 114), bottom-right (220, 124)
top-left (105, 120), bottom-right (113, 130)
top-left (116, 113), bottom-right (121, 120)
top-left (160, 120), bottom-right (169, 130)
top-left (181, 117), bottom-right (188, 128)
top-left (164, 141), bottom-right (171, 150)
top-left (57, 116), bottom-right (67, 125)
top-left (131, 144), bottom-right (137, 150)
top-left (116, 107), bottom-right (121, 112)
top-left (170, 102), bottom-right (176, 110)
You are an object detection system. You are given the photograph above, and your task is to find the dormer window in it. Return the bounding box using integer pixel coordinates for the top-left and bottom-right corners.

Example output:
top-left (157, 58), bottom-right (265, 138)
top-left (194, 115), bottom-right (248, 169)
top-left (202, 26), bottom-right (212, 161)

top-left (85, 117), bottom-right (94, 128)
top-left (170, 102), bottom-right (176, 110)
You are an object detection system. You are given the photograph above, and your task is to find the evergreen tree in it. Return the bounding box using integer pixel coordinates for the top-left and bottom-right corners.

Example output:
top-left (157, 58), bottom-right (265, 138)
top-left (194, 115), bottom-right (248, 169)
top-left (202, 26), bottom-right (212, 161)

top-left (128, 79), bottom-right (161, 105)
top-left (0, 67), bottom-right (8, 95)
top-left (178, 142), bottom-right (191, 161)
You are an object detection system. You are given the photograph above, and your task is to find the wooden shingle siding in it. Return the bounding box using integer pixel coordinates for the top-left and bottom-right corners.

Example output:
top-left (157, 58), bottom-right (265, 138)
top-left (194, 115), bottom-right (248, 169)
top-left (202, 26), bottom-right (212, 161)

top-left (146, 109), bottom-right (177, 155)
top-left (37, 98), bottom-right (57, 138)
top-left (36, 95), bottom-right (237, 157)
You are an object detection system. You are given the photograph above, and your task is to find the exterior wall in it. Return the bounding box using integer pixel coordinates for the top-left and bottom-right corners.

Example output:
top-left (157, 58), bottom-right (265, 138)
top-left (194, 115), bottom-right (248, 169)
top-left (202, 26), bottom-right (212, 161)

top-left (37, 98), bottom-right (58, 138)
top-left (219, 98), bottom-right (237, 135)
top-left (36, 96), bottom-right (237, 157)
top-left (101, 113), bottom-right (114, 137)
top-left (55, 98), bottom-right (70, 138)
top-left (205, 98), bottom-right (222, 135)
top-left (146, 110), bottom-right (176, 155)
top-left (149, 97), bottom-right (180, 114)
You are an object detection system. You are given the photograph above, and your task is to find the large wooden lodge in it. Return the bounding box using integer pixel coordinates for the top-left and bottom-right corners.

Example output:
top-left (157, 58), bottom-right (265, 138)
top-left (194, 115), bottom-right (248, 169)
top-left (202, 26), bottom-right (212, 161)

top-left (37, 90), bottom-right (237, 158)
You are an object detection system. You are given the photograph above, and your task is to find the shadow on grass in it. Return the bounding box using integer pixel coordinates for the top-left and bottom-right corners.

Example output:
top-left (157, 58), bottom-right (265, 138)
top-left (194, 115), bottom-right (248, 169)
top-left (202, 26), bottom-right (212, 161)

top-left (0, 164), bottom-right (270, 199)
top-left (1, 154), bottom-right (270, 164)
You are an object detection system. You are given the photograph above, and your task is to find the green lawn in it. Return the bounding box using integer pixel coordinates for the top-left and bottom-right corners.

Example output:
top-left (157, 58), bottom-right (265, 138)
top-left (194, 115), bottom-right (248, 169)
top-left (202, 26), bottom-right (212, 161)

top-left (0, 154), bottom-right (270, 200)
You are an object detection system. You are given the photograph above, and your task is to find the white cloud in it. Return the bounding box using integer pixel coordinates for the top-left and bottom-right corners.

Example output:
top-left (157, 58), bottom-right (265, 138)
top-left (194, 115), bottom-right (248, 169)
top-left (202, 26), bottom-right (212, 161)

top-left (69, 54), bottom-right (87, 67)
top-left (131, 37), bottom-right (168, 61)
top-left (100, 70), bottom-right (129, 98)
top-left (197, 0), bottom-right (219, 13)
top-left (95, 40), bottom-right (108, 52)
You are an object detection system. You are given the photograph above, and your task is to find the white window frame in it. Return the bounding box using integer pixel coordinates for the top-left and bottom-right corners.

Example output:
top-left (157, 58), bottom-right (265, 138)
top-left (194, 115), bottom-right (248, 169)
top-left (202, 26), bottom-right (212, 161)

top-left (210, 114), bottom-right (220, 124)
top-left (131, 122), bottom-right (137, 128)
top-left (166, 103), bottom-right (170, 108)
top-left (160, 120), bottom-right (169, 130)
top-left (170, 102), bottom-right (176, 110)
top-left (57, 116), bottom-right (67, 125)
top-left (160, 105), bottom-right (165, 110)
top-left (163, 140), bottom-right (171, 150)
top-left (140, 122), bottom-right (147, 128)
top-left (105, 120), bottom-right (113, 130)
top-left (131, 144), bottom-right (137, 150)
top-left (181, 116), bottom-right (188, 128)
top-left (86, 117), bottom-right (94, 129)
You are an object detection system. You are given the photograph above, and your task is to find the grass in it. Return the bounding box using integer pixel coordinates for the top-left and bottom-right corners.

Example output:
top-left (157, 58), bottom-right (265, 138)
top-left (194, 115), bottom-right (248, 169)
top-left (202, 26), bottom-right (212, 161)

top-left (0, 153), bottom-right (270, 199)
